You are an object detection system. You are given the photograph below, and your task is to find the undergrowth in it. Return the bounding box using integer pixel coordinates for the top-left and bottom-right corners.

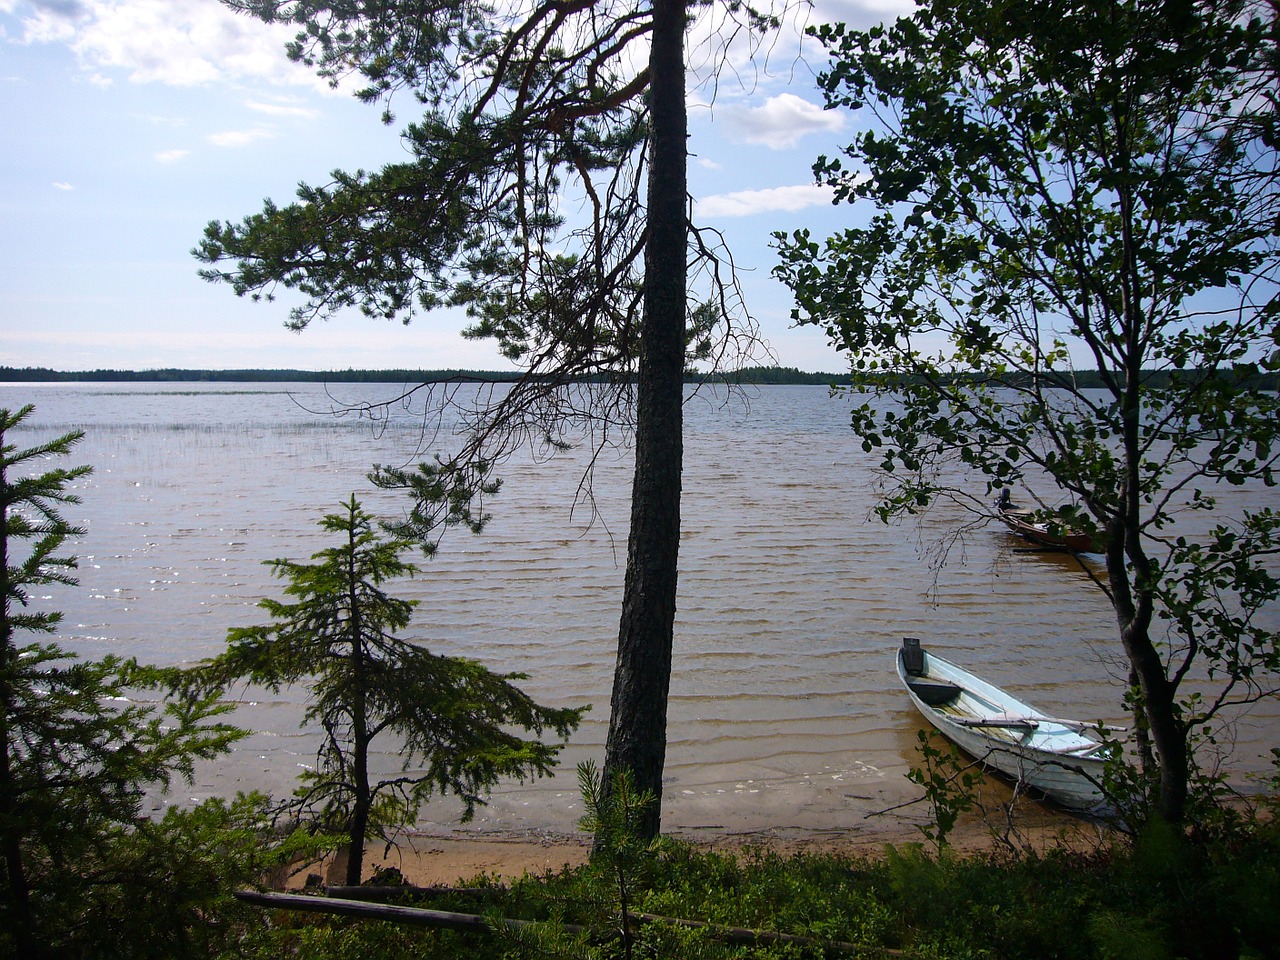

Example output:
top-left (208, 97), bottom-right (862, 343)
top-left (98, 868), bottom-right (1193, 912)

top-left (226, 816), bottom-right (1280, 960)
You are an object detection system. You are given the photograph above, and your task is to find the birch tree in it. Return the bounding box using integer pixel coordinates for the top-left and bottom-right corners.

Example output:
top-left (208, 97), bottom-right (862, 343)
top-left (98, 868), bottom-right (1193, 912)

top-left (776, 0), bottom-right (1280, 825)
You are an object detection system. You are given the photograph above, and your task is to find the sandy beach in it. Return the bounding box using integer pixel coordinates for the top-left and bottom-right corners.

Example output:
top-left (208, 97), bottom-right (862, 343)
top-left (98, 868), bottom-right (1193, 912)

top-left (291, 807), bottom-right (1114, 890)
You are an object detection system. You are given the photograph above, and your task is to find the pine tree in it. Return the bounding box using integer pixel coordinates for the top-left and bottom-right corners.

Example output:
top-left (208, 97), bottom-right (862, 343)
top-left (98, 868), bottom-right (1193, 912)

top-left (194, 0), bottom-right (784, 838)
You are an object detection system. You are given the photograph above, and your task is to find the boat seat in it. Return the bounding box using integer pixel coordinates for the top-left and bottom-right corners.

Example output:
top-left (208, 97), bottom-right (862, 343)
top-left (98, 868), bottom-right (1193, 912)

top-left (901, 637), bottom-right (926, 676)
top-left (907, 677), bottom-right (963, 706)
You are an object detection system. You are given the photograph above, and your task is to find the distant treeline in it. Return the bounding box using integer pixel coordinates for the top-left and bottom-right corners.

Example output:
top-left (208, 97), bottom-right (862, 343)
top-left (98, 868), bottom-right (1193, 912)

top-left (0, 366), bottom-right (525, 384)
top-left (2, 365), bottom-right (1274, 389)
top-left (732, 365), bottom-right (1278, 390)
top-left (866, 366), bottom-right (1279, 391)
top-left (0, 365), bottom-right (847, 385)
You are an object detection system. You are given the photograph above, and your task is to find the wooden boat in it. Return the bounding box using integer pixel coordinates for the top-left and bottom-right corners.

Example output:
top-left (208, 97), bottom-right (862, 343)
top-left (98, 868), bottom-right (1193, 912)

top-left (896, 638), bottom-right (1113, 810)
top-left (996, 494), bottom-right (1103, 553)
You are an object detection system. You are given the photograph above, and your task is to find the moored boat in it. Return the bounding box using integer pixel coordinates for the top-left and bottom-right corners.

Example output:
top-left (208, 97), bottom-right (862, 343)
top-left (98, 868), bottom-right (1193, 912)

top-left (996, 491), bottom-right (1103, 552)
top-left (896, 638), bottom-right (1115, 810)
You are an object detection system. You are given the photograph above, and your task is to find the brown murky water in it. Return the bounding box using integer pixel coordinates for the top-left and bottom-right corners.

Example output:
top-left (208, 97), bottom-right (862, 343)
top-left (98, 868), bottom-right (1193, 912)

top-left (5, 381), bottom-right (1276, 841)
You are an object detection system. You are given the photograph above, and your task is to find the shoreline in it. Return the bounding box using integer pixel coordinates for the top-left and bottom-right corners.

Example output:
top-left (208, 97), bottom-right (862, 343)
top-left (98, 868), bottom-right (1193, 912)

top-left (288, 812), bottom-right (1115, 890)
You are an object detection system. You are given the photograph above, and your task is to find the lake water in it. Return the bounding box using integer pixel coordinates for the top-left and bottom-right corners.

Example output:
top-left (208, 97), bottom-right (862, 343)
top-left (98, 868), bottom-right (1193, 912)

top-left (4, 381), bottom-right (1276, 842)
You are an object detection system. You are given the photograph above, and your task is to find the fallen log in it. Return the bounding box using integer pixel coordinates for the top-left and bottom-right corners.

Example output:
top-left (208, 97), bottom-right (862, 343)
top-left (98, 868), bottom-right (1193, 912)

top-left (236, 889), bottom-right (907, 956)
top-left (235, 890), bottom-right (587, 937)
top-left (324, 884), bottom-right (492, 902)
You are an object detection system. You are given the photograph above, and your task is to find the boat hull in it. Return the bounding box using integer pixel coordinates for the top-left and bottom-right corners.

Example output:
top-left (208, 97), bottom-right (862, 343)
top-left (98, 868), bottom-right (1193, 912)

top-left (897, 646), bottom-right (1109, 810)
top-left (998, 507), bottom-right (1101, 553)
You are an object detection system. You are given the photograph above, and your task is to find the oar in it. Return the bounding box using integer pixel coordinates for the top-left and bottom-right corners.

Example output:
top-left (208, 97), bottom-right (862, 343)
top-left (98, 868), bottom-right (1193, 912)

top-left (1032, 716), bottom-right (1127, 733)
top-left (955, 714), bottom-right (1126, 733)
top-left (917, 664), bottom-right (1127, 733)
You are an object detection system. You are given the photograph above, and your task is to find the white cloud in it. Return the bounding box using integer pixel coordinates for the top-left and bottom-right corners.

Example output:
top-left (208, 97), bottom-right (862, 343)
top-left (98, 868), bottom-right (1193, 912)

top-left (10, 0), bottom-right (328, 90)
top-left (696, 183), bottom-right (835, 218)
top-left (12, 0), bottom-right (90, 15)
top-left (208, 127), bottom-right (272, 148)
top-left (154, 148), bottom-right (189, 162)
top-left (246, 98), bottom-right (320, 119)
top-left (722, 94), bottom-right (844, 150)
top-left (812, 0), bottom-right (915, 31)
top-left (684, 0), bottom-right (908, 108)
top-left (686, 0), bottom-right (811, 99)
top-left (14, 2), bottom-right (80, 44)
top-left (52, 181), bottom-right (74, 190)
top-left (696, 156), bottom-right (722, 171)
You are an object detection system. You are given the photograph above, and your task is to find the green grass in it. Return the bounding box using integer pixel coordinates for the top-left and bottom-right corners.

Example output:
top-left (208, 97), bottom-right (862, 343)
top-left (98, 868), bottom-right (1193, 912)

top-left (223, 819), bottom-right (1280, 960)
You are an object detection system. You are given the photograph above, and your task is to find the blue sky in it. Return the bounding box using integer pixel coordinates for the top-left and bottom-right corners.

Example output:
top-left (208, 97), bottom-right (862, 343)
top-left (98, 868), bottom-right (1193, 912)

top-left (1, 0), bottom-right (910, 374)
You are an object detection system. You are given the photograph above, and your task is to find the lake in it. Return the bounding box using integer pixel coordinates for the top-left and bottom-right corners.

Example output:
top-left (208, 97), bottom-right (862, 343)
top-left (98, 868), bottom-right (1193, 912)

top-left (3, 381), bottom-right (1276, 841)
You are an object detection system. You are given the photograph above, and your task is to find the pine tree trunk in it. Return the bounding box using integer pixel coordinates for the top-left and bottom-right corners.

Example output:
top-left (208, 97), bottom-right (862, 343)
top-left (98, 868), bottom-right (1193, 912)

top-left (601, 0), bottom-right (687, 842)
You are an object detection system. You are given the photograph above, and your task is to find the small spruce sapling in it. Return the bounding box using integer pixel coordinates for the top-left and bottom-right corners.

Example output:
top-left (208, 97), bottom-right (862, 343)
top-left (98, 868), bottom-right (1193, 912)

top-left (198, 494), bottom-right (585, 885)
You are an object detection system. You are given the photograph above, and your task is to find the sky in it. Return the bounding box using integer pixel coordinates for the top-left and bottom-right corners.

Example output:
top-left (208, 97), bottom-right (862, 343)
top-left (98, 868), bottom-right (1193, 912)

top-left (0, 0), bottom-right (910, 374)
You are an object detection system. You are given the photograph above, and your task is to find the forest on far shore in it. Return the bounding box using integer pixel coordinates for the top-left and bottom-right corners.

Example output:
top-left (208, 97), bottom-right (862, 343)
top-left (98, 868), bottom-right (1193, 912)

top-left (3, 364), bottom-right (1276, 390)
top-left (1, 365), bottom-right (831, 384)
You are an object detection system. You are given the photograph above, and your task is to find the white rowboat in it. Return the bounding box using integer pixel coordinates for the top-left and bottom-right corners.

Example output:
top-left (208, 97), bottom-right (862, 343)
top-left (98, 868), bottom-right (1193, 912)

top-left (896, 638), bottom-right (1113, 810)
